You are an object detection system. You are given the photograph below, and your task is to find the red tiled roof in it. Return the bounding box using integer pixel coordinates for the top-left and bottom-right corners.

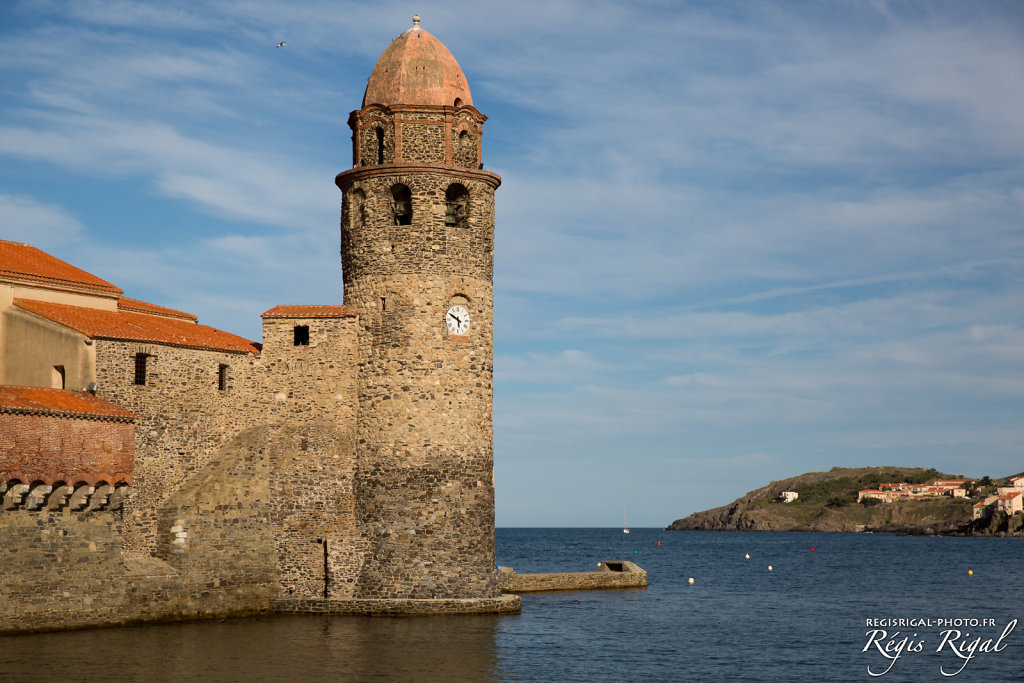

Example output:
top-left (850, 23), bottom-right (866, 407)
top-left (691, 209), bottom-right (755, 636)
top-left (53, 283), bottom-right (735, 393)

top-left (14, 299), bottom-right (260, 355)
top-left (261, 304), bottom-right (358, 319)
top-left (0, 240), bottom-right (123, 296)
top-left (118, 296), bottom-right (198, 321)
top-left (0, 385), bottom-right (135, 421)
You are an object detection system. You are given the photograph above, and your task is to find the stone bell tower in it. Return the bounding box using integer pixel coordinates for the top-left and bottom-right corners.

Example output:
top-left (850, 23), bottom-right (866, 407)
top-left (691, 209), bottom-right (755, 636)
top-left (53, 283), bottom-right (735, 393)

top-left (336, 17), bottom-right (501, 600)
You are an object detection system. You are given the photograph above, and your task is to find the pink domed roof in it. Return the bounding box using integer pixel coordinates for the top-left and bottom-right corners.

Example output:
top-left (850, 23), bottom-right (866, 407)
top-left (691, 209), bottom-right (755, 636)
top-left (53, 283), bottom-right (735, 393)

top-left (362, 17), bottom-right (472, 108)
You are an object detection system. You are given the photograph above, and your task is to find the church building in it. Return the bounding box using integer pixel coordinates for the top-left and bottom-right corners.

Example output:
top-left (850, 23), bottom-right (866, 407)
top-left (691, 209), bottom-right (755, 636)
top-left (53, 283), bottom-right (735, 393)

top-left (0, 18), bottom-right (518, 634)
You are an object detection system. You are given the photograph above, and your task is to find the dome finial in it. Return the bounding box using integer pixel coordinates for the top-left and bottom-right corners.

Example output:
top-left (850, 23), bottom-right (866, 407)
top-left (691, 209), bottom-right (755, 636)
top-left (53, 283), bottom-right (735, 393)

top-left (412, 15), bottom-right (421, 30)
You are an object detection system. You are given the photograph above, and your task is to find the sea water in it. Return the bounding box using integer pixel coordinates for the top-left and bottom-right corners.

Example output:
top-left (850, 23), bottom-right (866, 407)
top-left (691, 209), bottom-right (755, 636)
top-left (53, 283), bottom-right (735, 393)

top-left (1, 528), bottom-right (1021, 682)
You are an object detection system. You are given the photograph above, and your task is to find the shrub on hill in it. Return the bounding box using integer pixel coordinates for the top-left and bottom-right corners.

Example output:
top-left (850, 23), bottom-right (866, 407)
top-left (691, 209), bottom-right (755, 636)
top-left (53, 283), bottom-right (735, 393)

top-left (793, 468), bottom-right (944, 506)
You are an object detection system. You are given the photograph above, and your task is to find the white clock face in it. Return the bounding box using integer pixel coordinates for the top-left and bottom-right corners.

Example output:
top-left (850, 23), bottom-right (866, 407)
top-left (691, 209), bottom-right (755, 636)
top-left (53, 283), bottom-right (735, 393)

top-left (446, 305), bottom-right (470, 335)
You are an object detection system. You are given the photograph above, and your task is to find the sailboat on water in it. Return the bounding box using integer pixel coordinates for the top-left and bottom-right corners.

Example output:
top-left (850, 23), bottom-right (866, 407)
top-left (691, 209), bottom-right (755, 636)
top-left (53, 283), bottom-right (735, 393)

top-left (623, 509), bottom-right (630, 534)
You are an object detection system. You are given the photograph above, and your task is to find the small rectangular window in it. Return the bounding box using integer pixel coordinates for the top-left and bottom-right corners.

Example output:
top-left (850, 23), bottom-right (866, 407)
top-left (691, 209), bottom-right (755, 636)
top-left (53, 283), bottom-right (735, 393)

top-left (134, 353), bottom-right (148, 386)
top-left (293, 325), bottom-right (310, 346)
top-left (52, 365), bottom-right (65, 390)
top-left (218, 364), bottom-right (229, 391)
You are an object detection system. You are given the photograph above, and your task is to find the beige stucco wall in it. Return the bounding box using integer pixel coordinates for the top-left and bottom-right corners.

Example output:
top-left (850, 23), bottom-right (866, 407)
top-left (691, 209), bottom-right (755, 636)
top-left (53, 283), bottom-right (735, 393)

top-left (0, 306), bottom-right (95, 389)
top-left (0, 281), bottom-right (118, 311)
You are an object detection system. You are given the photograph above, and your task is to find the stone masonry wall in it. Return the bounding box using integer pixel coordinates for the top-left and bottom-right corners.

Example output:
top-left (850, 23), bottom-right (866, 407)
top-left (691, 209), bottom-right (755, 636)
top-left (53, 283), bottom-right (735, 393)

top-left (355, 109), bottom-right (395, 167)
top-left (0, 429), bottom-right (279, 634)
top-left (351, 105), bottom-right (486, 169)
top-left (93, 340), bottom-right (262, 559)
top-left (400, 119), bottom-right (446, 164)
top-left (259, 314), bottom-right (362, 599)
top-left (345, 273), bottom-right (496, 599)
top-left (341, 171), bottom-right (495, 284)
top-left (89, 312), bottom-right (363, 600)
top-left (0, 509), bottom-right (131, 633)
top-left (497, 562), bottom-right (648, 593)
top-left (451, 111), bottom-right (482, 168)
top-left (152, 427), bottom-right (278, 616)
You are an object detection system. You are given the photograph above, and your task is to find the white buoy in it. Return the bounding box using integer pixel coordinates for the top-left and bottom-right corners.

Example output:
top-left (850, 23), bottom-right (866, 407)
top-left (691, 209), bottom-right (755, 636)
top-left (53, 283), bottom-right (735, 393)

top-left (745, 553), bottom-right (750, 560)
top-left (688, 577), bottom-right (694, 585)
top-left (768, 565), bottom-right (773, 572)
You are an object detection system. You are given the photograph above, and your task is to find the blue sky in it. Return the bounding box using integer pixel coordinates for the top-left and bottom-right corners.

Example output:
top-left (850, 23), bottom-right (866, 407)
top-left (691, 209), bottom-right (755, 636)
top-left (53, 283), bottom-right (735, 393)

top-left (1, 1), bottom-right (1022, 527)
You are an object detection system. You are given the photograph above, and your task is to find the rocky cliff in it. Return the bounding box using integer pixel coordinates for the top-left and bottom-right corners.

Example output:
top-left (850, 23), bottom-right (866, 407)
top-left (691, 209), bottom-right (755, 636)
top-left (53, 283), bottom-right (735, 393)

top-left (666, 466), bottom-right (1022, 536)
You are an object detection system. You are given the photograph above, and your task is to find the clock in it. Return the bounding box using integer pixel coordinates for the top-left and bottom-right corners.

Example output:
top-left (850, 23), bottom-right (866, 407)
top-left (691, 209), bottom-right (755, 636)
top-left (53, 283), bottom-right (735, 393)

top-left (446, 305), bottom-right (470, 335)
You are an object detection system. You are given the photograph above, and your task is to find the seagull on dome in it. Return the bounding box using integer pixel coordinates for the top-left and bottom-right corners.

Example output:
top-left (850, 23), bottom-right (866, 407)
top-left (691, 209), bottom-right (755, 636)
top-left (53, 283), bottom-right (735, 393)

top-left (276, 41), bottom-right (286, 48)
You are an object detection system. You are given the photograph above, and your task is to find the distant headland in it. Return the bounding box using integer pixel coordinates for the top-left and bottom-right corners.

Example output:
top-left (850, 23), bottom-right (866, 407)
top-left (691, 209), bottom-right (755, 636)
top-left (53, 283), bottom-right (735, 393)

top-left (667, 466), bottom-right (1024, 536)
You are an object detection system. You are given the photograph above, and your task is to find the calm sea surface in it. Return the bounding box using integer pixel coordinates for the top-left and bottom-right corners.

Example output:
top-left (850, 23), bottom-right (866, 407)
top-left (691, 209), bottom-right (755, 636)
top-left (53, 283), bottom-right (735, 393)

top-left (2, 528), bottom-right (1022, 682)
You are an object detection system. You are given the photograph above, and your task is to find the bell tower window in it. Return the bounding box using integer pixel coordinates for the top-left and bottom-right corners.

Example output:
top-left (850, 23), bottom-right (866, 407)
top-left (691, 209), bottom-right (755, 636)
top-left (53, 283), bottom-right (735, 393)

top-left (293, 325), bottom-right (310, 346)
top-left (445, 184), bottom-right (469, 228)
top-left (375, 127), bottom-right (385, 164)
top-left (391, 184), bottom-right (412, 226)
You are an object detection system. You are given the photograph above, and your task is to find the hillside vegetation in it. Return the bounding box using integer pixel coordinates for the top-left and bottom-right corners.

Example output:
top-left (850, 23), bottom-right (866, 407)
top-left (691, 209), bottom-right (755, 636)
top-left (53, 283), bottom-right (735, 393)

top-left (667, 466), bottom-right (1023, 536)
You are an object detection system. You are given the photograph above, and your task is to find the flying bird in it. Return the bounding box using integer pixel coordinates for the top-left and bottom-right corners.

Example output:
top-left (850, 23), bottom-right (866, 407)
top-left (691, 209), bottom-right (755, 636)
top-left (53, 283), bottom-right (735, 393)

top-left (276, 41), bottom-right (286, 48)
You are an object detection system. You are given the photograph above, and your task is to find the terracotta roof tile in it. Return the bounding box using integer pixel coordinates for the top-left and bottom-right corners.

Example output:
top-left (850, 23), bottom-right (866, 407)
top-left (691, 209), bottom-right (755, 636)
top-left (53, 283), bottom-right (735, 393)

top-left (261, 304), bottom-right (358, 319)
top-left (0, 240), bottom-right (122, 296)
top-left (14, 299), bottom-right (260, 355)
top-left (0, 385), bottom-right (135, 421)
top-left (118, 296), bottom-right (198, 321)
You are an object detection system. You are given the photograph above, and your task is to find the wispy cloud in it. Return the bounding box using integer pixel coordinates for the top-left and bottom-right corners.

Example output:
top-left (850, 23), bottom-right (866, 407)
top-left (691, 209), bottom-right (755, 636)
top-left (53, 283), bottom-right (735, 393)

top-left (1, 0), bottom-right (1022, 525)
top-left (0, 194), bottom-right (85, 248)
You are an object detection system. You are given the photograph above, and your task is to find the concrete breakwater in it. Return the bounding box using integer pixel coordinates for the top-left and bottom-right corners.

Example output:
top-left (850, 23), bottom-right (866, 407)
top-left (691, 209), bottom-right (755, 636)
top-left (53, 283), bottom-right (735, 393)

top-left (498, 561), bottom-right (647, 593)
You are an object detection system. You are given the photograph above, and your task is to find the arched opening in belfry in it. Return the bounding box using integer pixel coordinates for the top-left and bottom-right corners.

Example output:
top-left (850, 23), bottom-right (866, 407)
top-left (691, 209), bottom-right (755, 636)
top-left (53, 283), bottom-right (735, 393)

top-left (445, 183), bottom-right (469, 228)
top-left (391, 184), bottom-right (412, 225)
top-left (454, 97), bottom-right (463, 108)
top-left (375, 126), bottom-right (385, 164)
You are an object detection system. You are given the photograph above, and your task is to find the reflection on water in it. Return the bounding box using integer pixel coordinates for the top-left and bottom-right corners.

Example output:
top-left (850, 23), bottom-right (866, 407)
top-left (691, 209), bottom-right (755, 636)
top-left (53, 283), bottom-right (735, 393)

top-left (0, 614), bottom-right (506, 682)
